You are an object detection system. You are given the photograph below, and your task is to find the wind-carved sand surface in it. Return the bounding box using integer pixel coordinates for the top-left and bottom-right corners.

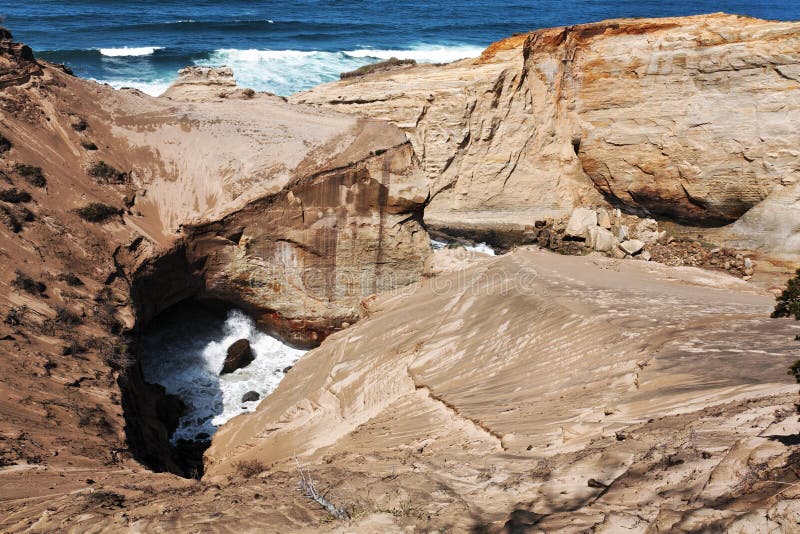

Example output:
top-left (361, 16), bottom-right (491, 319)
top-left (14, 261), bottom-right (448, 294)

top-left (200, 247), bottom-right (800, 531)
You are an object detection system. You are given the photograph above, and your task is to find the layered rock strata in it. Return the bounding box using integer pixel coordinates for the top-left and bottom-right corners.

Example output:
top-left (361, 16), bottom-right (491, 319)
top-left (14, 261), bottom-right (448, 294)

top-left (293, 14), bottom-right (800, 254)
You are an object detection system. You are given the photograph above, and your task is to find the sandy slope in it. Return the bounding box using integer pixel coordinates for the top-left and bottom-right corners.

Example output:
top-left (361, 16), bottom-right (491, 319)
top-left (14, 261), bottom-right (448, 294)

top-left (197, 247), bottom-right (799, 531)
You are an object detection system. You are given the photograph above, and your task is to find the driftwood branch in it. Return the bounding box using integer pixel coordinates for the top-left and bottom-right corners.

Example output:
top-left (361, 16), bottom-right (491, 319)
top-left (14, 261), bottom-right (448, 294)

top-left (295, 456), bottom-right (350, 520)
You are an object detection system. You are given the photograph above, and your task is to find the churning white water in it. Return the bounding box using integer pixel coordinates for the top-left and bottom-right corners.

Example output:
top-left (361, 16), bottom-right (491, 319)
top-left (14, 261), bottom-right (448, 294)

top-left (430, 237), bottom-right (496, 256)
top-left (139, 306), bottom-right (305, 442)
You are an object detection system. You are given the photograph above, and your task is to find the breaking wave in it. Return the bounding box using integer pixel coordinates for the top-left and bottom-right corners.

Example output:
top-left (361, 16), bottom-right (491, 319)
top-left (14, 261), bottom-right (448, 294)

top-left (139, 307), bottom-right (305, 442)
top-left (195, 44), bottom-right (484, 95)
top-left (99, 46), bottom-right (164, 57)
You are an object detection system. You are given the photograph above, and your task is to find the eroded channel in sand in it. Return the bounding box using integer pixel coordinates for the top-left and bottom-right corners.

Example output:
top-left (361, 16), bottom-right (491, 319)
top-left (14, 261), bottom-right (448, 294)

top-left (138, 302), bottom-right (305, 443)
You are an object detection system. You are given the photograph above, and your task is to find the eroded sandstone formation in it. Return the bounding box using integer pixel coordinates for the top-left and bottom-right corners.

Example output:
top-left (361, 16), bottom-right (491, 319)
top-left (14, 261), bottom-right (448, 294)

top-left (1, 15), bottom-right (800, 534)
top-left (293, 14), bottom-right (800, 252)
top-left (0, 27), bottom-right (429, 478)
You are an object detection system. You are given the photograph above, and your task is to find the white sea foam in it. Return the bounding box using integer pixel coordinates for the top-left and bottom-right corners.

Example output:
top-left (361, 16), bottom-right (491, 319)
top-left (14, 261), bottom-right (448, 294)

top-left (140, 309), bottom-right (305, 442)
top-left (96, 79), bottom-right (173, 96)
top-left (194, 48), bottom-right (364, 96)
top-left (99, 46), bottom-right (163, 57)
top-left (430, 237), bottom-right (497, 256)
top-left (465, 242), bottom-right (496, 256)
top-left (194, 43), bottom-right (485, 96)
top-left (344, 44), bottom-right (485, 63)
top-left (90, 44), bottom-right (484, 98)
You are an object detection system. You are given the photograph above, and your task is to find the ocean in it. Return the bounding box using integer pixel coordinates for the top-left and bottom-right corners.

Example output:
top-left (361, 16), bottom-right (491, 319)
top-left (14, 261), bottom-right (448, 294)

top-left (1, 1), bottom-right (797, 96)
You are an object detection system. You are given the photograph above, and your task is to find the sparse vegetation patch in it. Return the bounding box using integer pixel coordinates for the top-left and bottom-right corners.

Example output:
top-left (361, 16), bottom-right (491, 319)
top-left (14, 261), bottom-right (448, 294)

top-left (77, 406), bottom-right (114, 434)
top-left (88, 161), bottom-right (126, 184)
top-left (772, 268), bottom-right (800, 320)
top-left (75, 202), bottom-right (121, 223)
top-left (58, 272), bottom-right (84, 286)
top-left (0, 133), bottom-right (11, 153)
top-left (71, 118), bottom-right (88, 131)
top-left (55, 306), bottom-right (82, 326)
top-left (0, 188), bottom-right (31, 203)
top-left (234, 459), bottom-right (266, 478)
top-left (11, 270), bottom-right (46, 295)
top-left (4, 305), bottom-right (26, 326)
top-left (0, 205), bottom-right (21, 232)
top-left (14, 164), bottom-right (46, 188)
top-left (84, 490), bottom-right (125, 509)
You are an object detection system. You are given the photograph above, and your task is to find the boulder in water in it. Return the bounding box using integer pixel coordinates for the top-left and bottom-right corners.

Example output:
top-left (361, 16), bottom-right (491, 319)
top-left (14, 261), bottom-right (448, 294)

top-left (241, 391), bottom-right (260, 403)
top-left (221, 339), bottom-right (254, 375)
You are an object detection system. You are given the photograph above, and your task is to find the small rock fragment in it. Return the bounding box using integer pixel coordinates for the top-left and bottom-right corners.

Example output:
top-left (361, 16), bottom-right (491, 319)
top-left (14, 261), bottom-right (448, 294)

top-left (242, 391), bottom-right (260, 403)
top-left (619, 239), bottom-right (645, 256)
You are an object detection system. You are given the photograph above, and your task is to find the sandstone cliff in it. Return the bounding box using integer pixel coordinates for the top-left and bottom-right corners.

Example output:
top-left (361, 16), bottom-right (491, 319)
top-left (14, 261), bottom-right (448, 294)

top-left (292, 14), bottom-right (800, 255)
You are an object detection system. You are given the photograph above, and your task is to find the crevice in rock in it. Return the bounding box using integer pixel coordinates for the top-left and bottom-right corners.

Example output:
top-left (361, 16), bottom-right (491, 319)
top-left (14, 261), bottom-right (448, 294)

top-left (413, 382), bottom-right (506, 451)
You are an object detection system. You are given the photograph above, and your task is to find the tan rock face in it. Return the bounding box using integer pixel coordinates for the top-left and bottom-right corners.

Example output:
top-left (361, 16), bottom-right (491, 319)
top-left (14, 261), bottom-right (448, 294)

top-left (292, 44), bottom-right (602, 238)
top-left (184, 142), bottom-right (429, 345)
top-left (97, 76), bottom-right (430, 343)
top-left (293, 14), bottom-right (800, 236)
top-left (160, 65), bottom-right (238, 100)
top-left (570, 16), bottom-right (800, 224)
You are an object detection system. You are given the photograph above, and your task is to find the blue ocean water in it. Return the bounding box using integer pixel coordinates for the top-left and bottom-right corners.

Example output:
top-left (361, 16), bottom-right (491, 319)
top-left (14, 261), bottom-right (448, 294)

top-left (1, 1), bottom-right (797, 96)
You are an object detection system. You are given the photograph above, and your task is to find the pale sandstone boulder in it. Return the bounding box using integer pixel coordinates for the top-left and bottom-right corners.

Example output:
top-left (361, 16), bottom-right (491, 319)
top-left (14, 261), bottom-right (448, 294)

top-left (620, 239), bottom-right (645, 255)
top-left (597, 208), bottom-right (612, 229)
top-left (725, 181), bottom-right (800, 257)
top-left (632, 218), bottom-right (664, 245)
top-left (565, 207), bottom-right (598, 239)
top-left (591, 226), bottom-right (617, 252)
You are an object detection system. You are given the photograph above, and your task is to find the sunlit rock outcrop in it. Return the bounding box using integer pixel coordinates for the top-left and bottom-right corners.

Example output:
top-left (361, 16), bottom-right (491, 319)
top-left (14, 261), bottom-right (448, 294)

top-left (294, 14), bottom-right (800, 243)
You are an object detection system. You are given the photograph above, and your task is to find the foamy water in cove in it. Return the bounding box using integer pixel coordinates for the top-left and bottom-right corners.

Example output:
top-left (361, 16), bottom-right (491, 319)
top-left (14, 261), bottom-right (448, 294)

top-left (430, 238), bottom-right (496, 256)
top-left (139, 307), bottom-right (305, 442)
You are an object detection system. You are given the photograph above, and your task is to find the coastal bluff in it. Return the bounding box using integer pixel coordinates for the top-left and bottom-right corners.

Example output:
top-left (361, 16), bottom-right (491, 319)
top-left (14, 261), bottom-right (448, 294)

top-left (293, 13), bottom-right (800, 257)
top-left (1, 14), bottom-right (799, 534)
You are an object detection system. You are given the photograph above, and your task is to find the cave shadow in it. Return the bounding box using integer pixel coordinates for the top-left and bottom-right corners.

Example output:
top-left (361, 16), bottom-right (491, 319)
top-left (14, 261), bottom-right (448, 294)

top-left (132, 298), bottom-right (236, 477)
top-left (765, 434), bottom-right (800, 446)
